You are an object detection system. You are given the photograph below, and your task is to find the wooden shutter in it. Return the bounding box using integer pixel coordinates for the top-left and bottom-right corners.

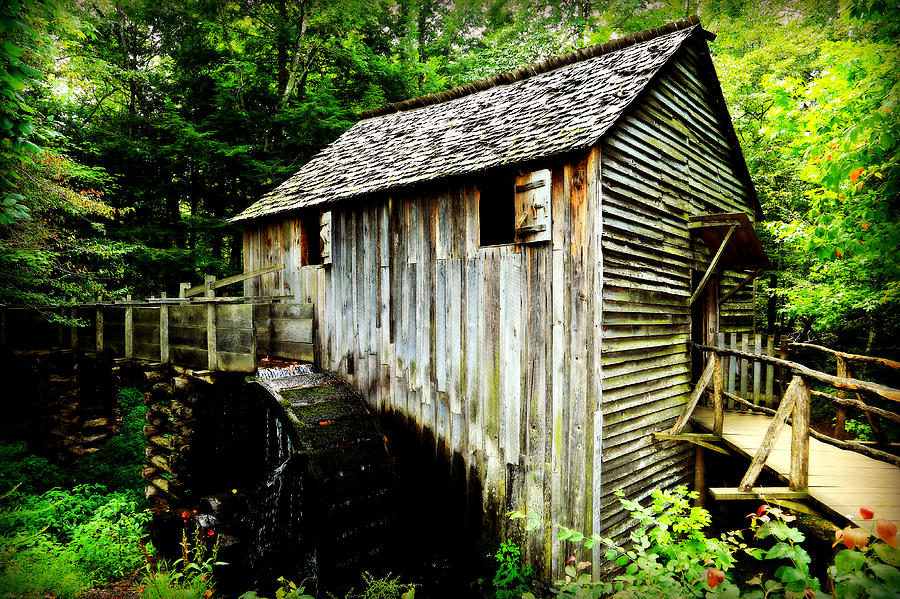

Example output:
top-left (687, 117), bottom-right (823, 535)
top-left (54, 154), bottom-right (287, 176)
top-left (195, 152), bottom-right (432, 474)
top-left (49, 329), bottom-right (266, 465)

top-left (320, 211), bottom-right (332, 264)
top-left (514, 169), bottom-right (551, 244)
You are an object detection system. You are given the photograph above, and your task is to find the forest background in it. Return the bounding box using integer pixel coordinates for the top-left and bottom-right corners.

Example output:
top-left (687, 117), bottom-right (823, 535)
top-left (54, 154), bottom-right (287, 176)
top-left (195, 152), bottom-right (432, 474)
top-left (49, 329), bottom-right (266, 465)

top-left (1, 0), bottom-right (898, 355)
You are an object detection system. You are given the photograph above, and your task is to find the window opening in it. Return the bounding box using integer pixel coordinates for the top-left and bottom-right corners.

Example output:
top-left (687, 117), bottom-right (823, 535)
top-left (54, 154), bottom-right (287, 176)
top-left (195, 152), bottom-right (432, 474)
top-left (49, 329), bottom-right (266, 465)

top-left (478, 175), bottom-right (515, 246)
top-left (300, 211), bottom-right (323, 266)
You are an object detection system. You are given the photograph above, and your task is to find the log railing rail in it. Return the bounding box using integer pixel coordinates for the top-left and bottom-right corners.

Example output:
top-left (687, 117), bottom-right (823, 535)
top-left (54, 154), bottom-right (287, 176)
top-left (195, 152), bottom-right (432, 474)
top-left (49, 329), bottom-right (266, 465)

top-left (673, 341), bottom-right (900, 495)
top-left (0, 265), bottom-right (317, 373)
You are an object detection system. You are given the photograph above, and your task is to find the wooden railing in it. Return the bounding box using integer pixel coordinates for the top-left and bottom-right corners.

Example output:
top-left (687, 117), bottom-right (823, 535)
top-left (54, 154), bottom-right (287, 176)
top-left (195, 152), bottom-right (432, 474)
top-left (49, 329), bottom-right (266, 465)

top-left (671, 341), bottom-right (900, 493)
top-left (0, 266), bottom-right (318, 373)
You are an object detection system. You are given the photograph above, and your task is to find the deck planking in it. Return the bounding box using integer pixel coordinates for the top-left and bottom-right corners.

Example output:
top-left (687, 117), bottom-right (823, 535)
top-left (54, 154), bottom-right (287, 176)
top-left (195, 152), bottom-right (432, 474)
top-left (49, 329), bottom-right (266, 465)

top-left (692, 407), bottom-right (900, 528)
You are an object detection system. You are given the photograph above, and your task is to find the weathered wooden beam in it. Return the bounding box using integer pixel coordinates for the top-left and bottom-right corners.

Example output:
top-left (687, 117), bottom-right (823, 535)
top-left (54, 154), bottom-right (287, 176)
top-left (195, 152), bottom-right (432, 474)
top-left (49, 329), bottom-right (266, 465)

top-left (184, 264), bottom-right (285, 297)
top-left (738, 376), bottom-right (800, 492)
top-left (95, 303), bottom-right (103, 352)
top-left (653, 432), bottom-right (732, 455)
top-left (205, 275), bottom-right (217, 371)
top-left (124, 294), bottom-right (134, 359)
top-left (811, 390), bottom-right (900, 425)
top-left (695, 446), bottom-right (706, 507)
top-left (713, 353), bottom-right (724, 436)
top-left (710, 487), bottom-right (809, 500)
top-left (787, 342), bottom-right (900, 369)
top-left (692, 342), bottom-right (900, 403)
top-left (719, 268), bottom-right (763, 305)
top-left (669, 357), bottom-right (716, 434)
top-left (688, 224), bottom-right (736, 307)
top-left (790, 376), bottom-right (810, 491)
top-left (834, 356), bottom-right (848, 439)
top-left (159, 292), bottom-right (169, 364)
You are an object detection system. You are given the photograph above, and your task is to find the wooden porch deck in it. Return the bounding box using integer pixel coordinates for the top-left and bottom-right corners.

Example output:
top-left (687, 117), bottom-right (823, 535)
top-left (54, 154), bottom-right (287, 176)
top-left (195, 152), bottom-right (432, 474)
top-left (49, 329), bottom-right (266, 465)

top-left (692, 406), bottom-right (900, 528)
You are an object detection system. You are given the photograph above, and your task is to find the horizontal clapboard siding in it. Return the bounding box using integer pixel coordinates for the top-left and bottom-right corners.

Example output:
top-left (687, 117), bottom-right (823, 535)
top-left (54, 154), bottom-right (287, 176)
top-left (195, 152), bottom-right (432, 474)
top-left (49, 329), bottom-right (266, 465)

top-left (597, 41), bottom-right (757, 542)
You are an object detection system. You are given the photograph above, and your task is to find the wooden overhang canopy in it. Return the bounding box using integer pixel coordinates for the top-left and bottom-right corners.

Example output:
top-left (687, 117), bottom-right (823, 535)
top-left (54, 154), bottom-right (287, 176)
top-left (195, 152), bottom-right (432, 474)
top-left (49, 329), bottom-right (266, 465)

top-left (688, 212), bottom-right (771, 306)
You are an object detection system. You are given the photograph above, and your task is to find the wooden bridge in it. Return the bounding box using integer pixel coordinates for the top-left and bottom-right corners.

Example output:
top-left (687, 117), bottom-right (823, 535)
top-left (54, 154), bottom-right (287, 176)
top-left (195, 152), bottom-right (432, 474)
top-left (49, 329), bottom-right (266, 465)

top-left (0, 266), bottom-right (318, 372)
top-left (662, 340), bottom-right (900, 528)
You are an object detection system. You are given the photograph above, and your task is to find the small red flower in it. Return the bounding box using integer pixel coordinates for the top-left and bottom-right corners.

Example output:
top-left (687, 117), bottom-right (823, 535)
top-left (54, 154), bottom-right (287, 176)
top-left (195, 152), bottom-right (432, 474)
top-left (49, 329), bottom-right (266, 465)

top-left (192, 509), bottom-right (198, 514)
top-left (860, 507), bottom-right (875, 520)
top-left (877, 519), bottom-right (898, 548)
top-left (181, 510), bottom-right (190, 519)
top-left (207, 529), bottom-right (215, 536)
top-left (707, 568), bottom-right (725, 588)
top-left (566, 555), bottom-right (576, 565)
top-left (849, 167), bottom-right (865, 184)
top-left (757, 504), bottom-right (768, 518)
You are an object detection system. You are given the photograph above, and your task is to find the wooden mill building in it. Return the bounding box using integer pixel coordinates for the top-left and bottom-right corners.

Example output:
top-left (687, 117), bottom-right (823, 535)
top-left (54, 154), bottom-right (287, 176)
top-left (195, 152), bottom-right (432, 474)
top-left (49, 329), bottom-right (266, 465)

top-left (232, 15), bottom-right (769, 576)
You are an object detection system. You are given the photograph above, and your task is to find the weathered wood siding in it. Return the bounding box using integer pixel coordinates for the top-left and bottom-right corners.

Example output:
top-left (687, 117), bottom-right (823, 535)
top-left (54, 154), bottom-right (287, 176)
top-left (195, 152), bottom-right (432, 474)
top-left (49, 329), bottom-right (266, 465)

top-left (272, 149), bottom-right (600, 579)
top-left (239, 37), bottom-right (762, 581)
top-left (597, 39), bottom-right (758, 542)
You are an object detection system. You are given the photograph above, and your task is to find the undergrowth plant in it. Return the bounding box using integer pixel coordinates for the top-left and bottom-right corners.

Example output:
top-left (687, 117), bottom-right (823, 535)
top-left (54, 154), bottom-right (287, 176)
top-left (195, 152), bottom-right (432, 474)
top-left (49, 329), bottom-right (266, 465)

top-left (0, 483), bottom-right (152, 598)
top-left (512, 486), bottom-right (900, 599)
top-left (141, 525), bottom-right (223, 599)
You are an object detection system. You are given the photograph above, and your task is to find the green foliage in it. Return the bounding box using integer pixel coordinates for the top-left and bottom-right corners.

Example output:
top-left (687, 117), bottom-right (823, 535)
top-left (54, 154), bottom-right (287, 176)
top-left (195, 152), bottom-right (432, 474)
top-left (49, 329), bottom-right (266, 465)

top-left (843, 418), bottom-right (875, 441)
top-left (337, 572), bottom-right (417, 599)
top-left (490, 540), bottom-right (534, 599)
top-left (75, 387), bottom-right (148, 494)
top-left (240, 576), bottom-right (316, 599)
top-left (829, 512), bottom-right (900, 599)
top-left (0, 441), bottom-right (69, 493)
top-left (513, 488), bottom-right (841, 599)
top-left (0, 484), bottom-right (152, 597)
top-left (142, 526), bottom-right (222, 599)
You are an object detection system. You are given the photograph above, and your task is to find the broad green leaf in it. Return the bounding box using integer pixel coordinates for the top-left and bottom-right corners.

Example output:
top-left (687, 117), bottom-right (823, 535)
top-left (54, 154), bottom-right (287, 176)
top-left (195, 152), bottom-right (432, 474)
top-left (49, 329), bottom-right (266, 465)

top-left (834, 549), bottom-right (866, 575)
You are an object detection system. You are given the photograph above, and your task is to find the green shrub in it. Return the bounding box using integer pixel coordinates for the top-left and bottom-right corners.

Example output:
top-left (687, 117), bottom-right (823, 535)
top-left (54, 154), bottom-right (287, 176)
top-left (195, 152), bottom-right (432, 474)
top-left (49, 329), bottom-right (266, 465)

top-left (0, 533), bottom-right (94, 599)
top-left (491, 541), bottom-right (534, 599)
top-left (0, 441), bottom-right (70, 493)
top-left (70, 493), bottom-right (151, 579)
top-left (0, 484), bottom-right (152, 598)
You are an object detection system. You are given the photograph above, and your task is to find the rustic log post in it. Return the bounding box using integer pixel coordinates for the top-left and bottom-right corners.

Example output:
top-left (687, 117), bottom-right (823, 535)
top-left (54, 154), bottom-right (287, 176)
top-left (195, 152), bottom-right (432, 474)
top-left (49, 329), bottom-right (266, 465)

top-left (70, 306), bottom-right (78, 349)
top-left (842, 362), bottom-right (890, 445)
top-left (713, 353), bottom-right (724, 436)
top-left (834, 356), bottom-right (848, 440)
top-left (205, 275), bottom-right (217, 371)
top-left (178, 282), bottom-right (190, 299)
top-left (790, 376), bottom-right (810, 491)
top-left (738, 376), bottom-right (800, 491)
top-left (694, 445), bottom-right (706, 507)
top-left (95, 298), bottom-right (104, 353)
top-left (159, 292), bottom-right (169, 364)
top-left (125, 293), bottom-right (134, 359)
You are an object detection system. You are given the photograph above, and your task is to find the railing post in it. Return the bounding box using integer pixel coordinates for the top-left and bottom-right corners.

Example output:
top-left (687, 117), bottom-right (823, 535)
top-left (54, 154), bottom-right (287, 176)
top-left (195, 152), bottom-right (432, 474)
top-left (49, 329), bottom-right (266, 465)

top-left (834, 356), bottom-right (848, 440)
top-left (125, 293), bottom-right (134, 359)
top-left (713, 352), bottom-right (724, 436)
top-left (95, 297), bottom-right (104, 353)
top-left (790, 376), bottom-right (810, 491)
top-left (159, 291), bottom-right (169, 364)
top-left (205, 275), bottom-right (217, 371)
top-left (70, 306), bottom-right (78, 349)
top-left (179, 282), bottom-right (190, 299)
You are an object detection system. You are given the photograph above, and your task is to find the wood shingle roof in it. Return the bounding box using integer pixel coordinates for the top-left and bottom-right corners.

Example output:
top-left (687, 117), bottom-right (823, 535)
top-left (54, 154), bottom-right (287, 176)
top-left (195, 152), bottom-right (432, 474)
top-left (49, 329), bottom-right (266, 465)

top-left (233, 17), bottom-right (705, 222)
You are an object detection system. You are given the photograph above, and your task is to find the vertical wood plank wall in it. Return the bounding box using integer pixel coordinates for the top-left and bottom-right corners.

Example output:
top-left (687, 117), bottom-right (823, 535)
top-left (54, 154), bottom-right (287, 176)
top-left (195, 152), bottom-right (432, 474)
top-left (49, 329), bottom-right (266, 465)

top-left (597, 41), bottom-right (758, 544)
top-left (240, 150), bottom-right (602, 580)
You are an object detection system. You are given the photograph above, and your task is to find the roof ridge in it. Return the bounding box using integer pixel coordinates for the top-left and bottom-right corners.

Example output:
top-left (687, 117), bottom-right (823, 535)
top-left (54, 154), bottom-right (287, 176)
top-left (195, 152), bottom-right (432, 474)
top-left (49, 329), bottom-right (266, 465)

top-left (357, 14), bottom-right (707, 121)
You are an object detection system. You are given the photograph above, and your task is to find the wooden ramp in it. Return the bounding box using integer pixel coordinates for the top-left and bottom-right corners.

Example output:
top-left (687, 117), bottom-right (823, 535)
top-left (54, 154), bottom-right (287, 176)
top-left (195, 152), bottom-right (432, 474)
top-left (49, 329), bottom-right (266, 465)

top-left (692, 406), bottom-right (900, 528)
